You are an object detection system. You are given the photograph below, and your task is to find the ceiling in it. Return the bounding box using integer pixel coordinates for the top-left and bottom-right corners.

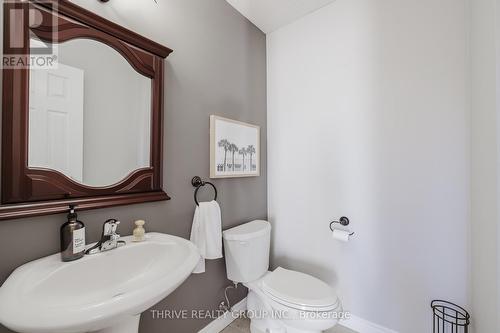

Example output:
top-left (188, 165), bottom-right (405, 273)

top-left (226, 0), bottom-right (337, 34)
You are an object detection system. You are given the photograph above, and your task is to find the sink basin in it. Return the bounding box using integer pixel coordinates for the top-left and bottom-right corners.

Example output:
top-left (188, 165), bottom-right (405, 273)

top-left (0, 233), bottom-right (200, 333)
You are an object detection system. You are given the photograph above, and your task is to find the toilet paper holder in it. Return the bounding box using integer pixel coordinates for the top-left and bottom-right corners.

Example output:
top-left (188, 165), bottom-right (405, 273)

top-left (329, 216), bottom-right (355, 236)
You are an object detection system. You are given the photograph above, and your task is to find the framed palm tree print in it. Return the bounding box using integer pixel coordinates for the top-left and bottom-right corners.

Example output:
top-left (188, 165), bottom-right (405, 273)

top-left (210, 115), bottom-right (260, 178)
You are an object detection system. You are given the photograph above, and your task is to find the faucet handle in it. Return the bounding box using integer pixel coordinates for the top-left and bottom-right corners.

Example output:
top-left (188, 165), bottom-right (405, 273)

top-left (103, 219), bottom-right (120, 236)
top-left (85, 219), bottom-right (123, 255)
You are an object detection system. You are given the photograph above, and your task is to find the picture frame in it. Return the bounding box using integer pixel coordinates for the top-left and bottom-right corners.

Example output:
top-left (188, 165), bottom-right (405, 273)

top-left (210, 115), bottom-right (260, 178)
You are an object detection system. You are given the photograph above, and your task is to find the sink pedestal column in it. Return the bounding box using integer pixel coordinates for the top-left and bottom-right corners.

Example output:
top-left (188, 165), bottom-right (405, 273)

top-left (96, 315), bottom-right (140, 333)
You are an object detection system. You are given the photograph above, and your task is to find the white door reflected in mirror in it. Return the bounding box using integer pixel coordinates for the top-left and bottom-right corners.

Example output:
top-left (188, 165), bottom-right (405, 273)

top-left (29, 63), bottom-right (85, 183)
top-left (28, 38), bottom-right (152, 187)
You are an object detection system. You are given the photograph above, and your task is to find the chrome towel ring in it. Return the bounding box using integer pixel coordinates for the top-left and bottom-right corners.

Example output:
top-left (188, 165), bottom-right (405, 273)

top-left (191, 176), bottom-right (218, 206)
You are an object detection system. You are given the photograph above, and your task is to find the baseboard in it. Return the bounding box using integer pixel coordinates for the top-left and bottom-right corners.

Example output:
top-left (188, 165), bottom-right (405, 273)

top-left (197, 299), bottom-right (396, 333)
top-left (340, 315), bottom-right (399, 333)
top-left (198, 297), bottom-right (248, 333)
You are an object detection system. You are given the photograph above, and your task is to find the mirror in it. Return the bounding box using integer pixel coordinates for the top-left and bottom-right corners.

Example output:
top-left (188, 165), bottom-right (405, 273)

top-left (28, 38), bottom-right (152, 187)
top-left (1, 0), bottom-right (172, 219)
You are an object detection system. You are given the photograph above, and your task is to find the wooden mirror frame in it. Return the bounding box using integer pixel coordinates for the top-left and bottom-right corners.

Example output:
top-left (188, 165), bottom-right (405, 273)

top-left (1, 0), bottom-right (172, 220)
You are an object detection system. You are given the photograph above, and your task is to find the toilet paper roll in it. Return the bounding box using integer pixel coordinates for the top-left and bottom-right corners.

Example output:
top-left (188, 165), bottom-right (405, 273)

top-left (332, 229), bottom-right (351, 242)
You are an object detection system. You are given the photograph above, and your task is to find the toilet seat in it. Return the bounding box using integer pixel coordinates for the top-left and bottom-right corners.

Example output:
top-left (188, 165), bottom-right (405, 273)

top-left (261, 267), bottom-right (340, 312)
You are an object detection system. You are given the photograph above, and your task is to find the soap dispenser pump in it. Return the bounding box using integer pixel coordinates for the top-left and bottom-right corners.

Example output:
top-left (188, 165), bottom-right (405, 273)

top-left (60, 205), bottom-right (86, 262)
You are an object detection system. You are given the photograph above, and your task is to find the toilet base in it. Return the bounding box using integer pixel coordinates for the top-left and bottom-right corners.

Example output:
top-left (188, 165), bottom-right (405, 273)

top-left (249, 321), bottom-right (266, 333)
top-left (282, 325), bottom-right (323, 333)
top-left (250, 321), bottom-right (323, 333)
top-left (246, 288), bottom-right (338, 333)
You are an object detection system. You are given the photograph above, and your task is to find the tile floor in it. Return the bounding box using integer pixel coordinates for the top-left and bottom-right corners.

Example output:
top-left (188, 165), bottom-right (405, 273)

top-left (220, 317), bottom-right (358, 333)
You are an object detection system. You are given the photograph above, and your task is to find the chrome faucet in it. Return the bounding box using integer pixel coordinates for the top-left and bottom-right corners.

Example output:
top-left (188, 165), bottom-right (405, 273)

top-left (85, 219), bottom-right (126, 255)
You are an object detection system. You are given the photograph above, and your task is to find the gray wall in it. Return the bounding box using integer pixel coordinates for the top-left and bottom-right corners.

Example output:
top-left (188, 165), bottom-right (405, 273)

top-left (0, 0), bottom-right (267, 332)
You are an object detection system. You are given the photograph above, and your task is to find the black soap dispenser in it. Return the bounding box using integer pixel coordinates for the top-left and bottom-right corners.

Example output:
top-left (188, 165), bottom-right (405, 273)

top-left (60, 205), bottom-right (86, 262)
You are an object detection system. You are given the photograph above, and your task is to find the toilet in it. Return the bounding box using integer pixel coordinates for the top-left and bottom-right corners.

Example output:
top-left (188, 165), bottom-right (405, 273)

top-left (223, 220), bottom-right (342, 333)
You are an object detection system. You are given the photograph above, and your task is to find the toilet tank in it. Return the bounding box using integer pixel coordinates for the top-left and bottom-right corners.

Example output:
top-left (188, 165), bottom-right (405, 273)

top-left (223, 220), bottom-right (271, 283)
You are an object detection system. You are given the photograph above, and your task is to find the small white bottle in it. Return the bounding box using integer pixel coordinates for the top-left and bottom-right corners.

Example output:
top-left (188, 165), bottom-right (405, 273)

top-left (133, 220), bottom-right (146, 242)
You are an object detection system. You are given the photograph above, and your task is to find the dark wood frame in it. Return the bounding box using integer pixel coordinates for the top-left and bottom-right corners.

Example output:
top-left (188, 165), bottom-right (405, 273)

top-left (1, 0), bottom-right (173, 220)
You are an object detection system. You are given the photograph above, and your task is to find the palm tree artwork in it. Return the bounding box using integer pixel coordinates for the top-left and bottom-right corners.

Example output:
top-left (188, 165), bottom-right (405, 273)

top-left (239, 147), bottom-right (248, 171)
top-left (218, 139), bottom-right (230, 171)
top-left (229, 143), bottom-right (238, 171)
top-left (247, 145), bottom-right (256, 171)
top-left (212, 116), bottom-right (259, 177)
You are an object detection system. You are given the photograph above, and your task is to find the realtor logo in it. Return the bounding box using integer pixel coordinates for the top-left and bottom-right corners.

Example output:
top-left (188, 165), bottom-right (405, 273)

top-left (3, 0), bottom-right (58, 69)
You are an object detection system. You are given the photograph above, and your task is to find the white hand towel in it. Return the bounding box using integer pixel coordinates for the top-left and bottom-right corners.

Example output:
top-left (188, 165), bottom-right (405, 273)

top-left (190, 200), bottom-right (222, 274)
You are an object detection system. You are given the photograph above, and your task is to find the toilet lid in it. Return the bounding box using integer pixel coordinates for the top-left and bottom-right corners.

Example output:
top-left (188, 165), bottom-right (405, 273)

top-left (261, 267), bottom-right (339, 311)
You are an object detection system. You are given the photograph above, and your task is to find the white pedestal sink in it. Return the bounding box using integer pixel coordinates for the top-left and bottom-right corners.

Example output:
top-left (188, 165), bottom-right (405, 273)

top-left (0, 233), bottom-right (200, 333)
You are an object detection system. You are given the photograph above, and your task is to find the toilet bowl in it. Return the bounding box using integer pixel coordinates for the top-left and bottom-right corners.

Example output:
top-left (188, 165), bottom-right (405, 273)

top-left (223, 221), bottom-right (342, 333)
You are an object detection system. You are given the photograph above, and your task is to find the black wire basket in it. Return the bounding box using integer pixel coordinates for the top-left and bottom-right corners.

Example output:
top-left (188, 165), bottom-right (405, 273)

top-left (431, 300), bottom-right (470, 333)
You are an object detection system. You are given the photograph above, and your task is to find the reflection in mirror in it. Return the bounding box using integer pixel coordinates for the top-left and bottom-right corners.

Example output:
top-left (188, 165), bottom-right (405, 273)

top-left (28, 38), bottom-right (152, 187)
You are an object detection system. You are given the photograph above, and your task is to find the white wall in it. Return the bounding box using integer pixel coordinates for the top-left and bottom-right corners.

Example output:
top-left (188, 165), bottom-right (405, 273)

top-left (267, 0), bottom-right (470, 332)
top-left (470, 0), bottom-right (499, 332)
